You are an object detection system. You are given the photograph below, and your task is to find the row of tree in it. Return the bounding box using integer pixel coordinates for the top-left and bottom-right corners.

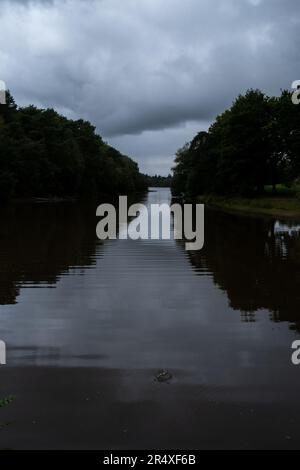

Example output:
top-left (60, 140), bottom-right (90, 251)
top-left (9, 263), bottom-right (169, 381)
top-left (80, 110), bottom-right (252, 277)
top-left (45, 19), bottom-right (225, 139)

top-left (0, 92), bottom-right (148, 202)
top-left (145, 174), bottom-right (172, 187)
top-left (172, 89), bottom-right (300, 197)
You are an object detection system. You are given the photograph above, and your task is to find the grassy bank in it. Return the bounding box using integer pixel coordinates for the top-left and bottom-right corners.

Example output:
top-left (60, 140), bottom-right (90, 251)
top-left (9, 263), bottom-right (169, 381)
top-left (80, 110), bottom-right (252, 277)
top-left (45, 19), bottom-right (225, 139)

top-left (198, 185), bottom-right (300, 218)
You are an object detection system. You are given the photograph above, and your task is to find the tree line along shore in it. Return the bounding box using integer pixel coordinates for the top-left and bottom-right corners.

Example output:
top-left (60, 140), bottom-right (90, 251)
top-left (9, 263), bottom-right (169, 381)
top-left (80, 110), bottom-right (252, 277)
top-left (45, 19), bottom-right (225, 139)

top-left (171, 89), bottom-right (300, 217)
top-left (2, 88), bottom-right (300, 218)
top-left (0, 92), bottom-right (150, 203)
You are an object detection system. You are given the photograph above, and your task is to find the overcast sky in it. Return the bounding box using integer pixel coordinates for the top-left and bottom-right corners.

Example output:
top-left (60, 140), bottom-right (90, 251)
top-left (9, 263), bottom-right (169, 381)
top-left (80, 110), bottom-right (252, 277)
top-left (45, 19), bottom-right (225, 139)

top-left (0, 0), bottom-right (299, 174)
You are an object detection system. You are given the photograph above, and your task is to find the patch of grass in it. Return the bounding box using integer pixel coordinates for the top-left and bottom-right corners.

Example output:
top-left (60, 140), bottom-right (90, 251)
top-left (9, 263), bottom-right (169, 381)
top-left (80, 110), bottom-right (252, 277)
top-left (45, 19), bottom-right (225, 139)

top-left (264, 183), bottom-right (300, 197)
top-left (264, 184), bottom-right (293, 196)
top-left (199, 194), bottom-right (300, 218)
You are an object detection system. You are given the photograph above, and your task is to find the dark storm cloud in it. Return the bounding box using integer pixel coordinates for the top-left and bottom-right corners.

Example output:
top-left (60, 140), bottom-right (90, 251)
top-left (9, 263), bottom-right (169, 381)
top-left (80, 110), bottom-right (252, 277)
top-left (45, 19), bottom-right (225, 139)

top-left (8, 0), bottom-right (54, 3)
top-left (0, 0), bottom-right (299, 173)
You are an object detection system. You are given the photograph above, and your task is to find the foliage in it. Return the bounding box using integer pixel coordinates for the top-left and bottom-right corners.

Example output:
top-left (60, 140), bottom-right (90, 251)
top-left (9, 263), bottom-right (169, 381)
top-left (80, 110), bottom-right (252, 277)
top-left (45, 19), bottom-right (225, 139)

top-left (172, 89), bottom-right (300, 197)
top-left (145, 174), bottom-right (172, 187)
top-left (0, 92), bottom-right (147, 202)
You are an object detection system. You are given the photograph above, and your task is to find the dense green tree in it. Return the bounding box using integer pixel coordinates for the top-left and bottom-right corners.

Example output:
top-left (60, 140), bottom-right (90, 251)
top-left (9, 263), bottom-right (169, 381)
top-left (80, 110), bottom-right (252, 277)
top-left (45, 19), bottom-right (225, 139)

top-left (145, 174), bottom-right (172, 188)
top-left (212, 90), bottom-right (272, 195)
top-left (0, 92), bottom-right (147, 202)
top-left (172, 89), bottom-right (300, 197)
top-left (171, 143), bottom-right (191, 195)
top-left (269, 91), bottom-right (300, 186)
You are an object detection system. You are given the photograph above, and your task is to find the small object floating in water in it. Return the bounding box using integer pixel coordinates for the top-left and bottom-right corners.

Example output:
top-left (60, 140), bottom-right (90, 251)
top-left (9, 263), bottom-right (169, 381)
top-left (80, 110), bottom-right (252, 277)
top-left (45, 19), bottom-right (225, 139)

top-left (155, 369), bottom-right (173, 383)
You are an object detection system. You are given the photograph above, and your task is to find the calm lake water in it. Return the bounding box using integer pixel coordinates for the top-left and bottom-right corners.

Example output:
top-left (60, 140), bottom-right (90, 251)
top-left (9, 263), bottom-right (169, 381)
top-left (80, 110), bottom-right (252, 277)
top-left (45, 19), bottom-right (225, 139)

top-left (1, 187), bottom-right (300, 449)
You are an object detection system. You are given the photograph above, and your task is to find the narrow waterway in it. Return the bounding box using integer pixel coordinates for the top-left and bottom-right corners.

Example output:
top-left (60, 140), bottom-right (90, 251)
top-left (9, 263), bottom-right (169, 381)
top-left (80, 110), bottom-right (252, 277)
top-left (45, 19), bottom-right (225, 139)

top-left (1, 188), bottom-right (300, 449)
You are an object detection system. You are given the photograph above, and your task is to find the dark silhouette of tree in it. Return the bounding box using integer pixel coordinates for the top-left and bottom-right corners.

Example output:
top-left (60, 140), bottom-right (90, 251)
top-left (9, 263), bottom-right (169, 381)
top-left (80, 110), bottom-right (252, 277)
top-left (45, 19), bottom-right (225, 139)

top-left (0, 92), bottom-right (147, 202)
top-left (145, 174), bottom-right (172, 187)
top-left (181, 209), bottom-right (300, 331)
top-left (172, 89), bottom-right (300, 197)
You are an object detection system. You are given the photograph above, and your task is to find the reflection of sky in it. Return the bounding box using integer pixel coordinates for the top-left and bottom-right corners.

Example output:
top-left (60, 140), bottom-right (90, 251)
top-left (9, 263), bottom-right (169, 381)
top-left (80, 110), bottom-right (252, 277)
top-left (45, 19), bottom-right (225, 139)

top-left (122, 188), bottom-right (177, 241)
top-left (274, 221), bottom-right (300, 235)
top-left (273, 221), bottom-right (300, 258)
top-left (0, 189), bottom-right (300, 403)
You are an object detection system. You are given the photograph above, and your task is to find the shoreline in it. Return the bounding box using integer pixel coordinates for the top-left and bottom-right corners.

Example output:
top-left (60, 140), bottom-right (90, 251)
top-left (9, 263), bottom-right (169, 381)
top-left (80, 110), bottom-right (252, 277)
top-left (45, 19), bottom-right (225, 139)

top-left (197, 195), bottom-right (300, 219)
top-left (1, 190), bottom-right (151, 206)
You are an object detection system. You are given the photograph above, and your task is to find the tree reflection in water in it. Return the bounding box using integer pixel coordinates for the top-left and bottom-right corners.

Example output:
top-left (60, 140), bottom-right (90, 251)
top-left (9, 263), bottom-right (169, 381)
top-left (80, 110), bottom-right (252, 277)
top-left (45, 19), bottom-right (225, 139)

top-left (184, 208), bottom-right (300, 331)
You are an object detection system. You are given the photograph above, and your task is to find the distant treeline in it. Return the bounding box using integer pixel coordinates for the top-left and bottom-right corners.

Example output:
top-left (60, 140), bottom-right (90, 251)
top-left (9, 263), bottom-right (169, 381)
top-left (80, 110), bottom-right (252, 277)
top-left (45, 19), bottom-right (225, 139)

top-left (0, 92), bottom-right (147, 202)
top-left (146, 174), bottom-right (172, 187)
top-left (172, 89), bottom-right (300, 197)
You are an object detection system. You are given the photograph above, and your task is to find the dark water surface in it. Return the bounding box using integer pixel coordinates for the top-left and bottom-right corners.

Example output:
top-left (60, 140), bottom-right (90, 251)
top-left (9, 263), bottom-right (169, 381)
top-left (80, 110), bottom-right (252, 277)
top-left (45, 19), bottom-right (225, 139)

top-left (1, 188), bottom-right (300, 449)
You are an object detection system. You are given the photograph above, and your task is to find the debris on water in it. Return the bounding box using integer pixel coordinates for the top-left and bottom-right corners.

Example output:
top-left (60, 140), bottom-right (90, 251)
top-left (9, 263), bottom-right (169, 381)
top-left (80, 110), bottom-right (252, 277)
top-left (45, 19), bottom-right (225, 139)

top-left (155, 370), bottom-right (173, 383)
